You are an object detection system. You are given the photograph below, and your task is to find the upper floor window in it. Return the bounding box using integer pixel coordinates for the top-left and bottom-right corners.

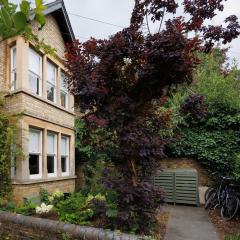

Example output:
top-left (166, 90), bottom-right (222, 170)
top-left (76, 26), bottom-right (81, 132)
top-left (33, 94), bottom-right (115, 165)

top-left (61, 72), bottom-right (68, 108)
top-left (29, 48), bottom-right (42, 96)
top-left (46, 61), bottom-right (57, 102)
top-left (10, 46), bottom-right (16, 91)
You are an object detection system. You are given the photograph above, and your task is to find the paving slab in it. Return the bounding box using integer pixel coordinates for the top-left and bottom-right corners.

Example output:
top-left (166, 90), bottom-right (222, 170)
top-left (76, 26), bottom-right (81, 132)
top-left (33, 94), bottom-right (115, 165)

top-left (164, 205), bottom-right (219, 240)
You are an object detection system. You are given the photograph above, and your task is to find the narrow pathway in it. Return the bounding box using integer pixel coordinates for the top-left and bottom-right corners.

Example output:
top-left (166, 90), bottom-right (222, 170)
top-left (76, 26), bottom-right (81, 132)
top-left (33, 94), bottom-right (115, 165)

top-left (164, 205), bottom-right (219, 240)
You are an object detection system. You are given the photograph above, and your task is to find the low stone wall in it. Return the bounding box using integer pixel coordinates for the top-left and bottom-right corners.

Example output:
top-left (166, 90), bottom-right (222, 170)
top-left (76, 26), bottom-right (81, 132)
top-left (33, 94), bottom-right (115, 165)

top-left (0, 211), bottom-right (140, 240)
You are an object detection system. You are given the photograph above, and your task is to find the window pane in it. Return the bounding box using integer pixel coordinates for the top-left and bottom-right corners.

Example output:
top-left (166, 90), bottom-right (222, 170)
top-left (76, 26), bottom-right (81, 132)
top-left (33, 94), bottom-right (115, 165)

top-left (29, 130), bottom-right (41, 153)
top-left (61, 91), bottom-right (67, 108)
top-left (11, 47), bottom-right (17, 91)
top-left (61, 157), bottom-right (67, 173)
top-left (11, 47), bottom-right (16, 69)
top-left (29, 154), bottom-right (39, 175)
top-left (61, 73), bottom-right (67, 89)
top-left (61, 137), bottom-right (68, 155)
top-left (47, 83), bottom-right (55, 102)
top-left (29, 49), bottom-right (41, 76)
top-left (29, 72), bottom-right (40, 95)
top-left (47, 155), bottom-right (55, 174)
top-left (11, 71), bottom-right (16, 91)
top-left (47, 62), bottom-right (56, 84)
top-left (47, 134), bottom-right (55, 154)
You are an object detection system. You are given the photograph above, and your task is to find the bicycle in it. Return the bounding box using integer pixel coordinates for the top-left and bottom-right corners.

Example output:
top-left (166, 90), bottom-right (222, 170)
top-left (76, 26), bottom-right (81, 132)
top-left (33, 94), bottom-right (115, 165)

top-left (205, 176), bottom-right (240, 221)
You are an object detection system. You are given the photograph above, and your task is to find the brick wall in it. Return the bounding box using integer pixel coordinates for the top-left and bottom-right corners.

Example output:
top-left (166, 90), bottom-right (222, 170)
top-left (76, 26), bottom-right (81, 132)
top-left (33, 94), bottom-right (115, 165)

top-left (32, 15), bottom-right (66, 59)
top-left (0, 41), bottom-right (7, 91)
top-left (5, 91), bottom-right (74, 129)
top-left (160, 158), bottom-right (210, 186)
top-left (12, 178), bottom-right (75, 203)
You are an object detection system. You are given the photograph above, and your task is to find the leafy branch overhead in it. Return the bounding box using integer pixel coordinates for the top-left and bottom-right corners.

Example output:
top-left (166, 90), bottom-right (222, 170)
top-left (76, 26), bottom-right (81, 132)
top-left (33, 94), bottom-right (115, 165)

top-left (0, 0), bottom-right (55, 54)
top-left (0, 0), bottom-right (45, 39)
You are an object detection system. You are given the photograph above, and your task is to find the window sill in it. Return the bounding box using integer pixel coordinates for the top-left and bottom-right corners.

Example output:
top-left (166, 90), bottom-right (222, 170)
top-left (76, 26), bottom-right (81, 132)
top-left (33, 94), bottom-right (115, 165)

top-left (12, 175), bottom-right (77, 185)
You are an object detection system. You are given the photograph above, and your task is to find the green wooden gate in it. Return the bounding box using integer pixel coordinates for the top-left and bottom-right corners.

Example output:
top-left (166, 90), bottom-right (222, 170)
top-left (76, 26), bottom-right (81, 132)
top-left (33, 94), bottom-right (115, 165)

top-left (153, 169), bottom-right (199, 206)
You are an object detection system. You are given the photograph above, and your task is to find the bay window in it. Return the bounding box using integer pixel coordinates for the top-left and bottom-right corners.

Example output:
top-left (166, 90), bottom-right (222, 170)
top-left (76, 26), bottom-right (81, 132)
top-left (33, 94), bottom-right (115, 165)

top-left (47, 132), bottom-right (57, 177)
top-left (60, 72), bottom-right (68, 108)
top-left (29, 129), bottom-right (42, 179)
top-left (10, 46), bottom-right (17, 91)
top-left (46, 61), bottom-right (57, 102)
top-left (61, 136), bottom-right (69, 176)
top-left (29, 48), bottom-right (42, 95)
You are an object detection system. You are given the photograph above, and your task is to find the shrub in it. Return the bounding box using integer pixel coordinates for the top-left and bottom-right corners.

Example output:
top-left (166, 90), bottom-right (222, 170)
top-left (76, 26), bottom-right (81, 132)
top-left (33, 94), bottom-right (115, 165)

top-left (15, 200), bottom-right (37, 216)
top-left (225, 235), bottom-right (240, 240)
top-left (170, 127), bottom-right (240, 174)
top-left (169, 50), bottom-right (240, 177)
top-left (233, 154), bottom-right (240, 181)
top-left (180, 94), bottom-right (207, 121)
top-left (55, 193), bottom-right (94, 225)
top-left (0, 93), bottom-right (21, 199)
top-left (102, 168), bottom-right (164, 234)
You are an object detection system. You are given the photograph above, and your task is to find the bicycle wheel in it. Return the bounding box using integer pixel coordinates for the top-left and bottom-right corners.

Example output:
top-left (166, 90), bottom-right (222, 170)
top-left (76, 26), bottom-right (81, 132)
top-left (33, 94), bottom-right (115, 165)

top-left (205, 189), bottom-right (218, 209)
top-left (205, 187), bottom-right (215, 202)
top-left (220, 193), bottom-right (240, 221)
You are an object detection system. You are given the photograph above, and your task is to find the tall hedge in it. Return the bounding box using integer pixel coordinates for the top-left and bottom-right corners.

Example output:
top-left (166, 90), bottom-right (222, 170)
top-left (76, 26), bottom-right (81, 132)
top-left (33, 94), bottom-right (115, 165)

top-left (168, 50), bottom-right (240, 177)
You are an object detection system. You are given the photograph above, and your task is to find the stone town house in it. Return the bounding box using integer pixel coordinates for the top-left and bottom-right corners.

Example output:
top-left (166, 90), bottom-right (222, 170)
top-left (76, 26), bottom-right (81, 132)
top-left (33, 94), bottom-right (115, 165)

top-left (0, 0), bottom-right (76, 203)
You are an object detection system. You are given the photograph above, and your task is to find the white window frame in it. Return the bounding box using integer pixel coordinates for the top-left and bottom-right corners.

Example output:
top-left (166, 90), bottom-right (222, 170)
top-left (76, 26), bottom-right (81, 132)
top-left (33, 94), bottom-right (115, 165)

top-left (61, 136), bottom-right (70, 176)
top-left (47, 132), bottom-right (57, 178)
top-left (29, 129), bottom-right (42, 180)
top-left (28, 48), bottom-right (42, 96)
top-left (60, 72), bottom-right (68, 108)
top-left (10, 46), bottom-right (17, 91)
top-left (46, 61), bottom-right (57, 103)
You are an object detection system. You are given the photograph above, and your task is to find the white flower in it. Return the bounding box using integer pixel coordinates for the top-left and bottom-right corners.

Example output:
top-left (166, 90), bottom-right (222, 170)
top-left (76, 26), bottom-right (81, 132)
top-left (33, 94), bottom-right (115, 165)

top-left (36, 206), bottom-right (42, 214)
top-left (35, 203), bottom-right (53, 215)
top-left (123, 57), bottom-right (132, 66)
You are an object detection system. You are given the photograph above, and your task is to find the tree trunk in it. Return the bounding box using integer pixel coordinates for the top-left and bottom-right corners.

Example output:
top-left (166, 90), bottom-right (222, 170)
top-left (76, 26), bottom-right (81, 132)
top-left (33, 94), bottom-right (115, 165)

top-left (129, 159), bottom-right (138, 187)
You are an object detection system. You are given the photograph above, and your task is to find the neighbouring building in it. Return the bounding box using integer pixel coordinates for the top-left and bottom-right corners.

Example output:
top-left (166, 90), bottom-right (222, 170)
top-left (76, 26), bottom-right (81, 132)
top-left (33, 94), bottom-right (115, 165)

top-left (0, 0), bottom-right (76, 203)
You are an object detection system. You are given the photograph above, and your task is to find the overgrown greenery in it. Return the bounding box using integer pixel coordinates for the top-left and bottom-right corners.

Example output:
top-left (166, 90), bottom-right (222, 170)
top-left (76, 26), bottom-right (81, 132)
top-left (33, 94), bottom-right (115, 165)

top-left (168, 50), bottom-right (240, 177)
top-left (0, 94), bottom-right (21, 198)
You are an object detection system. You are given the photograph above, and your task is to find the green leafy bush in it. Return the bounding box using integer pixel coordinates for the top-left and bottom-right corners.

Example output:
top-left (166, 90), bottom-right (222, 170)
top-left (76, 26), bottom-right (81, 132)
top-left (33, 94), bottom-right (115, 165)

top-left (168, 50), bottom-right (240, 177)
top-left (75, 119), bottom-right (118, 194)
top-left (55, 193), bottom-right (94, 225)
top-left (54, 190), bottom-right (119, 226)
top-left (170, 127), bottom-right (240, 174)
top-left (0, 94), bottom-right (22, 199)
top-left (233, 154), bottom-right (240, 181)
top-left (15, 200), bottom-right (37, 216)
top-left (225, 235), bottom-right (240, 240)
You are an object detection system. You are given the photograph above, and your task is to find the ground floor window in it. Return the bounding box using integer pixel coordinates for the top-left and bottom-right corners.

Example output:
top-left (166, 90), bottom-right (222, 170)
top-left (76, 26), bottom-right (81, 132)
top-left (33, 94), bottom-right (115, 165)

top-left (61, 136), bottom-right (69, 176)
top-left (28, 128), bottom-right (71, 179)
top-left (29, 129), bottom-right (42, 179)
top-left (47, 132), bottom-right (57, 177)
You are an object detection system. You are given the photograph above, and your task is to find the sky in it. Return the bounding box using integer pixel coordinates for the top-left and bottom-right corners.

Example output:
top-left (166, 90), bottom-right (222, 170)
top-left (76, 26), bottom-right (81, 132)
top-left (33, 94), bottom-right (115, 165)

top-left (12, 0), bottom-right (240, 64)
